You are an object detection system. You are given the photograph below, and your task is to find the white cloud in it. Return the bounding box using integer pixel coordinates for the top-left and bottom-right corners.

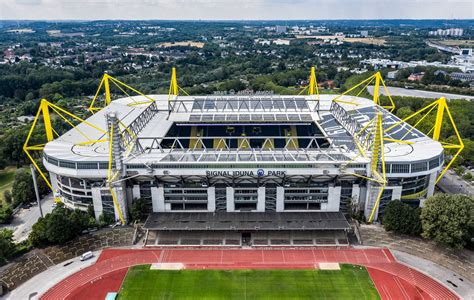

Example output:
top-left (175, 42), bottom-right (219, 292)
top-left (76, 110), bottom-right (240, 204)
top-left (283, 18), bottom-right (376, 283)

top-left (0, 0), bottom-right (472, 20)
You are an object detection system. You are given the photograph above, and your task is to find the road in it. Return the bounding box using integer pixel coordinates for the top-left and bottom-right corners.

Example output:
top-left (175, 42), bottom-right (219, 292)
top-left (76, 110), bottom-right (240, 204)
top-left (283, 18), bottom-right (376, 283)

top-left (0, 194), bottom-right (55, 242)
top-left (367, 86), bottom-right (474, 100)
top-left (436, 170), bottom-right (474, 196)
top-left (6, 251), bottom-right (100, 300)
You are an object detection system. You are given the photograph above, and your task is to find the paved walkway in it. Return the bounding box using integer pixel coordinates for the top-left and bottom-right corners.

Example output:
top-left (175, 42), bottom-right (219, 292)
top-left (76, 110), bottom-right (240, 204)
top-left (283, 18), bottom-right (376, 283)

top-left (359, 224), bottom-right (474, 299)
top-left (392, 250), bottom-right (474, 299)
top-left (5, 251), bottom-right (100, 300)
top-left (41, 248), bottom-right (458, 300)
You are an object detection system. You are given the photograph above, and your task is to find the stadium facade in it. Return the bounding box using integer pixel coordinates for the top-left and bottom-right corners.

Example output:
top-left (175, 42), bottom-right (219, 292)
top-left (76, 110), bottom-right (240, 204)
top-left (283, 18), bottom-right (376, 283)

top-left (31, 69), bottom-right (460, 246)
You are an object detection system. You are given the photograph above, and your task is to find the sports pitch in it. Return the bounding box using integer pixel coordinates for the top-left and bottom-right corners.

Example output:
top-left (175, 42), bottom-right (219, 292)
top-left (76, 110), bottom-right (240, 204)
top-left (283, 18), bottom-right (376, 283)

top-left (118, 264), bottom-right (380, 299)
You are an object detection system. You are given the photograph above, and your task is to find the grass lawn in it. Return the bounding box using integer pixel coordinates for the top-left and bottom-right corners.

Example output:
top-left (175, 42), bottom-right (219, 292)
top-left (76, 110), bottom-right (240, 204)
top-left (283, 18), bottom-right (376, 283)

top-left (118, 264), bottom-right (380, 300)
top-left (0, 167), bottom-right (16, 202)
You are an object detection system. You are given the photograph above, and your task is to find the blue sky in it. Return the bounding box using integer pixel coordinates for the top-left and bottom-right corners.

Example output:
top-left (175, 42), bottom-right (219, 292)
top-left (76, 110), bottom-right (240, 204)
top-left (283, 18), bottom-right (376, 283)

top-left (1, 0), bottom-right (473, 20)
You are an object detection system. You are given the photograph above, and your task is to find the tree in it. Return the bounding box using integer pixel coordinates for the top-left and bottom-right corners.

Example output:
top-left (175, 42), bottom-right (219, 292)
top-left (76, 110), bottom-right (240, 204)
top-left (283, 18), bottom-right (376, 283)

top-left (99, 212), bottom-right (115, 227)
top-left (130, 198), bottom-right (147, 221)
top-left (3, 190), bottom-right (12, 204)
top-left (11, 168), bottom-right (35, 206)
top-left (382, 200), bottom-right (422, 236)
top-left (0, 229), bottom-right (16, 264)
top-left (421, 194), bottom-right (474, 249)
top-left (29, 204), bottom-right (96, 246)
top-left (0, 205), bottom-right (13, 224)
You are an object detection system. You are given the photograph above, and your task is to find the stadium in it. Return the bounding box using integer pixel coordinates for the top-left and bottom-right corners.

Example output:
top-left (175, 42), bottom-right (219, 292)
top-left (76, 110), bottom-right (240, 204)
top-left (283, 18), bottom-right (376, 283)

top-left (17, 67), bottom-right (465, 300)
top-left (24, 67), bottom-right (462, 247)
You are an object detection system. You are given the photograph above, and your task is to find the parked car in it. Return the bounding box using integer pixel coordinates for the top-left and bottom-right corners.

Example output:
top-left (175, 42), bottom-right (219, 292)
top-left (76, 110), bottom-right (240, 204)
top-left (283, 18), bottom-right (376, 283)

top-left (80, 251), bottom-right (93, 261)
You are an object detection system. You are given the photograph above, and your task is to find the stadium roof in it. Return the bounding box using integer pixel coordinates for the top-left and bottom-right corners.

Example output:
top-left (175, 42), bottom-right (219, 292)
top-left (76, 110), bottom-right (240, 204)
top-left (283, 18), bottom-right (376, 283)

top-left (43, 94), bottom-right (443, 167)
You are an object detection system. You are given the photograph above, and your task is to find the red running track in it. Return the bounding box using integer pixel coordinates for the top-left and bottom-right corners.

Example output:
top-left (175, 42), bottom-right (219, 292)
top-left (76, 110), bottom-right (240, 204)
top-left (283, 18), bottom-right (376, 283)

top-left (41, 248), bottom-right (458, 300)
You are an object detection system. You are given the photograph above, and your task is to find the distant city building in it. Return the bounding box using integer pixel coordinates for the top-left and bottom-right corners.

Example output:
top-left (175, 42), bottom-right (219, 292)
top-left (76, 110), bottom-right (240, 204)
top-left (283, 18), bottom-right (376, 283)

top-left (408, 72), bottom-right (425, 82)
top-left (387, 70), bottom-right (399, 79)
top-left (275, 26), bottom-right (287, 34)
top-left (428, 28), bottom-right (463, 37)
top-left (449, 72), bottom-right (474, 82)
top-left (272, 39), bottom-right (291, 46)
top-left (360, 30), bottom-right (369, 37)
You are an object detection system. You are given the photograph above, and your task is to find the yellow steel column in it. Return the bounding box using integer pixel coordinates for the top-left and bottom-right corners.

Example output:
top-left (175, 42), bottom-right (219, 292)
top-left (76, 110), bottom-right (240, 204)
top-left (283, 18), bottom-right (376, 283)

top-left (169, 67), bottom-right (178, 96)
top-left (373, 72), bottom-right (381, 106)
top-left (433, 98), bottom-right (446, 141)
top-left (41, 99), bottom-right (54, 142)
top-left (103, 74), bottom-right (112, 105)
top-left (308, 66), bottom-right (319, 96)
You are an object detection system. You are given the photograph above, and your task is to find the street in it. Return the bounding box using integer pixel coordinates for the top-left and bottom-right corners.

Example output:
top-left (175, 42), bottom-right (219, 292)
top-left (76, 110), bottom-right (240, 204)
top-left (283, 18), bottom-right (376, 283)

top-left (367, 86), bottom-right (474, 101)
top-left (436, 170), bottom-right (474, 196)
top-left (1, 194), bottom-right (55, 242)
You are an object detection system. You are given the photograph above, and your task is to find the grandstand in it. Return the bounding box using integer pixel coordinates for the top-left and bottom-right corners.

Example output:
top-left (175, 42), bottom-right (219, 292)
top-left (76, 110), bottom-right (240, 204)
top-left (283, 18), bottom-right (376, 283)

top-left (24, 68), bottom-right (463, 247)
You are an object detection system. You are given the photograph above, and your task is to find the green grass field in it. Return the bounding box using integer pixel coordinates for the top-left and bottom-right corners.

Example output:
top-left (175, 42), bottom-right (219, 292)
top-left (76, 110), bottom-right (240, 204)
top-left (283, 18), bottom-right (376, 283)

top-left (0, 167), bottom-right (16, 202)
top-left (118, 264), bottom-right (380, 300)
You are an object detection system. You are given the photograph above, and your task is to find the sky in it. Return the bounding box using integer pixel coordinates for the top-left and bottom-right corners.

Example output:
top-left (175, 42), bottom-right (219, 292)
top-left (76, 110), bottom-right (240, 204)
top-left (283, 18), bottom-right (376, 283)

top-left (1, 0), bottom-right (473, 20)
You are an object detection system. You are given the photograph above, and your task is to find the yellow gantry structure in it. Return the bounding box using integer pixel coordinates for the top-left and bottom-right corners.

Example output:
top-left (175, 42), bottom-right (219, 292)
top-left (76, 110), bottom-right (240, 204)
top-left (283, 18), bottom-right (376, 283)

top-left (106, 120), bottom-right (126, 225)
top-left (89, 73), bottom-right (155, 113)
top-left (168, 67), bottom-right (189, 100)
top-left (333, 72), bottom-right (395, 112)
top-left (23, 99), bottom-right (107, 196)
top-left (385, 97), bottom-right (464, 184)
top-left (299, 66), bottom-right (320, 99)
top-left (367, 113), bottom-right (387, 223)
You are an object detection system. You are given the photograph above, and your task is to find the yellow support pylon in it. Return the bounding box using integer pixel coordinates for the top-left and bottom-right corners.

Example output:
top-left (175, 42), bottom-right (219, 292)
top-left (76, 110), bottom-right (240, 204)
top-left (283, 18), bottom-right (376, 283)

top-left (368, 113), bottom-right (387, 223)
top-left (169, 67), bottom-right (178, 97)
top-left (89, 73), bottom-right (155, 113)
top-left (24, 99), bottom-right (107, 198)
top-left (384, 97), bottom-right (464, 184)
top-left (308, 66), bottom-right (319, 98)
top-left (167, 67), bottom-right (189, 101)
top-left (333, 72), bottom-right (395, 111)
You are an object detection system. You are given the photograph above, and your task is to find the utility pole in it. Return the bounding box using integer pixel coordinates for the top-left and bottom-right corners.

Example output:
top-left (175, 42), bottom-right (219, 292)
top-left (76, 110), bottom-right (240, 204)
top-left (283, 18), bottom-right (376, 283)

top-left (30, 164), bottom-right (43, 218)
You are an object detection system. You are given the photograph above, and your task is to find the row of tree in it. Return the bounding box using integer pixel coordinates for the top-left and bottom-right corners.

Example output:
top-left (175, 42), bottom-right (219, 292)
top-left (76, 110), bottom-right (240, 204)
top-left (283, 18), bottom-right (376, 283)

top-left (382, 194), bottom-right (473, 249)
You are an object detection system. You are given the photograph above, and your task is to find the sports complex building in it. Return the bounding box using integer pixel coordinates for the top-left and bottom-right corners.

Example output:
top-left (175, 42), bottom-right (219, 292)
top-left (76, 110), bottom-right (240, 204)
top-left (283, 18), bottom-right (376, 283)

top-left (26, 68), bottom-right (462, 247)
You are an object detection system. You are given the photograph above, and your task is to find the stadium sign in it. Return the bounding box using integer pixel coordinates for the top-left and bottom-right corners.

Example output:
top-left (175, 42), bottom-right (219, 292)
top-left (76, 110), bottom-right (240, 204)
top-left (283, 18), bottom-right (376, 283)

top-left (206, 170), bottom-right (286, 176)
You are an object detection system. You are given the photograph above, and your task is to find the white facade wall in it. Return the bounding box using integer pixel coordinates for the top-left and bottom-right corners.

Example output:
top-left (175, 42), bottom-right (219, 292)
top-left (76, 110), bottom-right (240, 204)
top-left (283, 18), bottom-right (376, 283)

top-left (208, 187), bottom-right (216, 212)
top-left (257, 187), bottom-right (265, 212)
top-left (226, 187), bottom-right (235, 212)
top-left (91, 187), bottom-right (103, 221)
top-left (151, 186), bottom-right (165, 212)
top-left (276, 186), bottom-right (285, 212)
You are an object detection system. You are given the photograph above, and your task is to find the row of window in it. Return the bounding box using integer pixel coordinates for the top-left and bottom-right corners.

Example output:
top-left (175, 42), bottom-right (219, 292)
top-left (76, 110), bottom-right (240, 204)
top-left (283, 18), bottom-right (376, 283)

top-left (45, 153), bottom-right (442, 175)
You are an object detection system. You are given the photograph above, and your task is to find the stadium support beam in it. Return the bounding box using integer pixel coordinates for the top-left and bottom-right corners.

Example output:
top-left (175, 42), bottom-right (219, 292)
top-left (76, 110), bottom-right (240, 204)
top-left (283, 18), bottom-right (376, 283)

top-left (89, 73), bottom-right (155, 113)
top-left (298, 66), bottom-right (319, 100)
top-left (333, 72), bottom-right (395, 112)
top-left (384, 97), bottom-right (464, 184)
top-left (106, 114), bottom-right (127, 225)
top-left (167, 67), bottom-right (189, 102)
top-left (23, 99), bottom-right (107, 200)
top-left (367, 113), bottom-right (387, 223)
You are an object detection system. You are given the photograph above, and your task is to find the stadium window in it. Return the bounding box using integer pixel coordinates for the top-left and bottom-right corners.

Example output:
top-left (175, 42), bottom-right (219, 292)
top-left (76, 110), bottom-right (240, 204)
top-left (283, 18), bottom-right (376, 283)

top-left (391, 164), bottom-right (409, 173)
top-left (429, 158), bottom-right (440, 169)
top-left (411, 162), bottom-right (427, 173)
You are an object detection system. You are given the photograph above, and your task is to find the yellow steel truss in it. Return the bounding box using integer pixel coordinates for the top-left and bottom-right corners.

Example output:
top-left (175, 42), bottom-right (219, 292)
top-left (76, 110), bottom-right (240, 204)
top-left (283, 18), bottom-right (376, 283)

top-left (333, 72), bottom-right (395, 111)
top-left (168, 67), bottom-right (189, 101)
top-left (106, 121), bottom-right (126, 224)
top-left (385, 97), bottom-right (464, 184)
top-left (23, 99), bottom-right (107, 198)
top-left (367, 112), bottom-right (387, 223)
top-left (298, 66), bottom-right (320, 99)
top-left (89, 73), bottom-right (155, 113)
